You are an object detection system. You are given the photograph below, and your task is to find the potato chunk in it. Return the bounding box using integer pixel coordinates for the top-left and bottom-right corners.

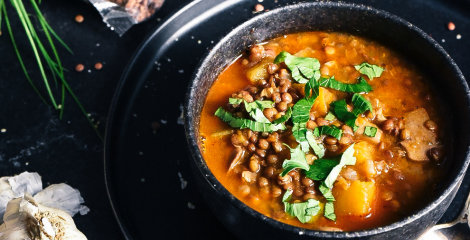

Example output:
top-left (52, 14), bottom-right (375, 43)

top-left (354, 141), bottom-right (375, 165)
top-left (246, 59), bottom-right (271, 84)
top-left (356, 117), bottom-right (383, 145)
top-left (334, 180), bottom-right (376, 216)
top-left (311, 87), bottom-right (337, 117)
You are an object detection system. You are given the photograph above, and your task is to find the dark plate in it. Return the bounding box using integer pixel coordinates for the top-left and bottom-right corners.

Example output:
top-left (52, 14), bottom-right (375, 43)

top-left (104, 0), bottom-right (470, 239)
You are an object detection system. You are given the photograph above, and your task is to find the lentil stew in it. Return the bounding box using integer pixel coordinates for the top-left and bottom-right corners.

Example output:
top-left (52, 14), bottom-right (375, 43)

top-left (198, 32), bottom-right (445, 231)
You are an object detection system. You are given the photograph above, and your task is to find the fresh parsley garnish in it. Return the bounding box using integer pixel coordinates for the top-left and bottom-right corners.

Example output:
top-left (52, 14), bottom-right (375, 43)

top-left (214, 107), bottom-right (286, 132)
top-left (319, 183), bottom-right (336, 202)
top-left (330, 93), bottom-right (373, 131)
top-left (323, 144), bottom-right (356, 188)
top-left (305, 158), bottom-right (339, 181)
top-left (351, 94), bottom-right (373, 116)
top-left (355, 62), bottom-right (384, 80)
top-left (273, 107), bottom-right (293, 124)
top-left (282, 189), bottom-right (321, 223)
top-left (281, 144), bottom-right (310, 176)
top-left (313, 125), bottom-right (343, 140)
top-left (319, 76), bottom-right (372, 93)
top-left (274, 51), bottom-right (320, 83)
top-left (228, 98), bottom-right (243, 105)
top-left (292, 77), bottom-right (320, 153)
top-left (229, 98), bottom-right (274, 123)
top-left (324, 111), bottom-right (336, 121)
top-left (307, 144), bottom-right (356, 221)
top-left (364, 126), bottom-right (378, 137)
top-left (324, 201), bottom-right (336, 221)
top-left (306, 130), bottom-right (325, 158)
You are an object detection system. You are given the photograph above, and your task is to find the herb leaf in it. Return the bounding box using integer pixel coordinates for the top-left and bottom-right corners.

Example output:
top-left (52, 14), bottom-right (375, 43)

top-left (330, 94), bottom-right (373, 130)
top-left (281, 144), bottom-right (310, 176)
top-left (364, 126), bottom-right (378, 137)
top-left (313, 126), bottom-right (343, 140)
top-left (351, 93), bottom-right (373, 116)
top-left (274, 51), bottom-right (320, 83)
top-left (228, 98), bottom-right (243, 105)
top-left (324, 112), bottom-right (336, 121)
top-left (355, 62), bottom-right (384, 80)
top-left (214, 107), bottom-right (286, 132)
top-left (330, 99), bottom-right (357, 130)
top-left (319, 183), bottom-right (336, 201)
top-left (292, 122), bottom-right (310, 152)
top-left (306, 130), bottom-right (325, 158)
top-left (305, 158), bottom-right (339, 181)
top-left (292, 97), bottom-right (315, 123)
top-left (292, 77), bottom-right (320, 152)
top-left (324, 201), bottom-right (337, 221)
top-left (319, 76), bottom-right (372, 93)
top-left (282, 189), bottom-right (321, 223)
top-left (273, 107), bottom-right (292, 124)
top-left (229, 98), bottom-right (275, 123)
top-left (244, 100), bottom-right (274, 123)
top-left (324, 144), bottom-right (356, 188)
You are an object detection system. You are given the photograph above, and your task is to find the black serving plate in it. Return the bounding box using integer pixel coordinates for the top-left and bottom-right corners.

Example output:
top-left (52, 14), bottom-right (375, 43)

top-left (104, 0), bottom-right (470, 239)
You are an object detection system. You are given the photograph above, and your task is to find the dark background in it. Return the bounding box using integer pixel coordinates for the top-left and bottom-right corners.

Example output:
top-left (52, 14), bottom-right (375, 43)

top-left (0, 0), bottom-right (468, 239)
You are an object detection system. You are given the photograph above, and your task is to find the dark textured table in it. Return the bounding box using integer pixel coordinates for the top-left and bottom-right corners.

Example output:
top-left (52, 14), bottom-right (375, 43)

top-left (0, 0), bottom-right (188, 239)
top-left (0, 0), bottom-right (469, 239)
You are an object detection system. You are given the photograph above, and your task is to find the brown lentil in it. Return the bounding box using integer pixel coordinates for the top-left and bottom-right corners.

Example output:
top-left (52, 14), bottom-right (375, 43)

top-left (325, 136), bottom-right (338, 145)
top-left (75, 64), bottom-right (85, 72)
top-left (447, 22), bottom-right (456, 31)
top-left (94, 62), bottom-right (103, 70)
top-left (75, 14), bottom-right (84, 23)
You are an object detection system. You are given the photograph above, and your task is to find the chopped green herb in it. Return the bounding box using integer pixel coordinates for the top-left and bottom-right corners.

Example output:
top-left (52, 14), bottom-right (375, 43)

top-left (324, 112), bottom-right (336, 121)
top-left (324, 201), bottom-right (337, 221)
top-left (292, 97), bottom-right (315, 124)
top-left (292, 122), bottom-right (309, 152)
top-left (305, 158), bottom-right (338, 181)
top-left (319, 76), bottom-right (372, 93)
top-left (282, 189), bottom-right (321, 223)
top-left (351, 93), bottom-right (373, 116)
top-left (364, 126), bottom-right (378, 137)
top-left (228, 98), bottom-right (243, 105)
top-left (355, 62), bottom-right (384, 80)
top-left (330, 99), bottom-right (358, 130)
top-left (229, 98), bottom-right (274, 123)
top-left (313, 126), bottom-right (343, 140)
top-left (274, 51), bottom-right (321, 83)
top-left (214, 107), bottom-right (285, 132)
top-left (273, 107), bottom-right (292, 124)
top-left (330, 94), bottom-right (373, 130)
top-left (244, 100), bottom-right (274, 123)
top-left (281, 144), bottom-right (310, 176)
top-left (319, 183), bottom-right (336, 202)
top-left (306, 130), bottom-right (325, 158)
top-left (323, 144), bottom-right (356, 188)
top-left (292, 77), bottom-right (320, 152)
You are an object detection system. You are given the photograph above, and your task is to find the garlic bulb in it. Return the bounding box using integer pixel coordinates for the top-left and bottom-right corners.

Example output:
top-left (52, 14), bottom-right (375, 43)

top-left (0, 195), bottom-right (87, 240)
top-left (0, 172), bottom-right (89, 240)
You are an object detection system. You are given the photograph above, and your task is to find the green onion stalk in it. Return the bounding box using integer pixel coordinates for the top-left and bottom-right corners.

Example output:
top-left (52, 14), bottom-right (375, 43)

top-left (0, 0), bottom-right (102, 140)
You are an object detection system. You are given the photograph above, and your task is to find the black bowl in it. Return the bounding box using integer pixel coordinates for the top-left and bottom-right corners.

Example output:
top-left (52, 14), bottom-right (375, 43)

top-left (184, 2), bottom-right (470, 239)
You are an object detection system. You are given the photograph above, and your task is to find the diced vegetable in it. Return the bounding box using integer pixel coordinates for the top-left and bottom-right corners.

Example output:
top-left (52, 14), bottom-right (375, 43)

top-left (312, 87), bottom-right (337, 117)
top-left (334, 180), bottom-right (376, 216)
top-left (354, 141), bottom-right (375, 164)
top-left (246, 60), bottom-right (271, 83)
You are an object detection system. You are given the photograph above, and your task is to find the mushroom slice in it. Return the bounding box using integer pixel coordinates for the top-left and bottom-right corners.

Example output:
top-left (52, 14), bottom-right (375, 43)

top-left (400, 108), bottom-right (438, 161)
top-left (228, 147), bottom-right (246, 173)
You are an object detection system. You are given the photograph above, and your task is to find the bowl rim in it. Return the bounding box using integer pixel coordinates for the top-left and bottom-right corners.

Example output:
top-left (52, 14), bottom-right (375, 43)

top-left (184, 1), bottom-right (470, 238)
